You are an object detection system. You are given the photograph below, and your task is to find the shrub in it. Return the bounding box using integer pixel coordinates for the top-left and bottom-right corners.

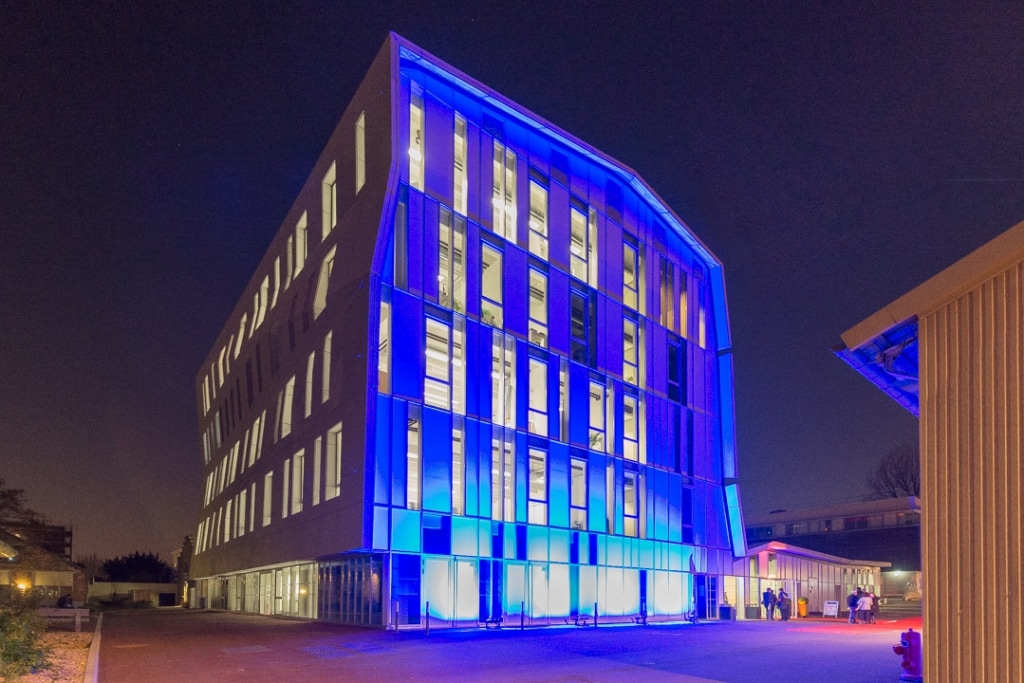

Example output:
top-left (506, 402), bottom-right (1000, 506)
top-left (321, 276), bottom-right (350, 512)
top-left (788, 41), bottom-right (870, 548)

top-left (0, 592), bottom-right (51, 682)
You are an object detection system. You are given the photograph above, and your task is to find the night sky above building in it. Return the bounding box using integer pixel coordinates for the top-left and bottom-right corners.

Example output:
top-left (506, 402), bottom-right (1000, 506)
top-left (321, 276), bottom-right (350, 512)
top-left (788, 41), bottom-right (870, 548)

top-left (2, 3), bottom-right (1022, 560)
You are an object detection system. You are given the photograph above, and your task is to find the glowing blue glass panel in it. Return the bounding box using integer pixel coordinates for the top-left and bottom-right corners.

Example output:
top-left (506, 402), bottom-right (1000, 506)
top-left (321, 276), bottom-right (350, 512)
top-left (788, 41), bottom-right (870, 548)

top-left (530, 564), bottom-right (548, 618)
top-left (505, 563), bottom-right (526, 615)
top-left (606, 535), bottom-right (623, 568)
top-left (423, 557), bottom-right (451, 620)
top-left (549, 528), bottom-right (569, 564)
top-left (451, 516), bottom-right (478, 556)
top-left (724, 484), bottom-right (747, 557)
top-left (454, 559), bottom-right (477, 621)
top-left (374, 395), bottom-right (391, 505)
top-left (547, 442), bottom-right (569, 528)
top-left (373, 505), bottom-right (388, 550)
top-left (391, 291), bottom-right (423, 400)
top-left (549, 564), bottom-right (570, 618)
top-left (421, 407), bottom-right (452, 513)
top-left (578, 565), bottom-right (597, 616)
top-left (391, 508), bottom-right (421, 552)
top-left (527, 526), bottom-right (548, 562)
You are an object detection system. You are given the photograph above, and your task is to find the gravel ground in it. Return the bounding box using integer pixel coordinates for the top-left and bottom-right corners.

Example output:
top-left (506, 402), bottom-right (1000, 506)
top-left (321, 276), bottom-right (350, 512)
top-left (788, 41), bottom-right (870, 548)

top-left (16, 629), bottom-right (91, 683)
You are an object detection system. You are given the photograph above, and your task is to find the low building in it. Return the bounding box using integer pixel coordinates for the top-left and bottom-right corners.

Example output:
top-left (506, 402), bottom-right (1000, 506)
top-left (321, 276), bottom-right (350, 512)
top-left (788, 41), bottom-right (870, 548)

top-left (728, 541), bottom-right (888, 619)
top-left (0, 529), bottom-right (87, 605)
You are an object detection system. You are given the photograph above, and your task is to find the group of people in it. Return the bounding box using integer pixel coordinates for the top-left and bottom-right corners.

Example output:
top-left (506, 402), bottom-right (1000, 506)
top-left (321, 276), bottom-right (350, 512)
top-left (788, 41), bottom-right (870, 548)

top-left (760, 587), bottom-right (792, 621)
top-left (846, 587), bottom-right (878, 624)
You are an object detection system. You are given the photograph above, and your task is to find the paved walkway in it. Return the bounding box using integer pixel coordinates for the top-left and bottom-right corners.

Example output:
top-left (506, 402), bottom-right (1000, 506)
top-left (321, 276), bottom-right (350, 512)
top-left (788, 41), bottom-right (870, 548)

top-left (96, 609), bottom-right (922, 682)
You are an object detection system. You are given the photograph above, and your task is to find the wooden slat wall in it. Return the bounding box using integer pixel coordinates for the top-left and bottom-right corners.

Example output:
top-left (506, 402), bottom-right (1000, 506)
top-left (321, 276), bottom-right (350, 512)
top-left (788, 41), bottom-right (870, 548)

top-left (919, 262), bottom-right (1024, 681)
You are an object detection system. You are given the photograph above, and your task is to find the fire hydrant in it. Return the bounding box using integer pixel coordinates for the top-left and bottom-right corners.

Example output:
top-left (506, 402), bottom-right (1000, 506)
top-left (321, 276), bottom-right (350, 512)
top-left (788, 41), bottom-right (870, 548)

top-left (892, 627), bottom-right (923, 682)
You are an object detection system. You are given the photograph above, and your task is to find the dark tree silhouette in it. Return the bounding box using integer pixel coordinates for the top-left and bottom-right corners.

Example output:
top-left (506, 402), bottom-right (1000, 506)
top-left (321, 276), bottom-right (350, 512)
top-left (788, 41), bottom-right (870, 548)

top-left (0, 478), bottom-right (46, 525)
top-left (102, 552), bottom-right (176, 583)
top-left (867, 445), bottom-right (921, 498)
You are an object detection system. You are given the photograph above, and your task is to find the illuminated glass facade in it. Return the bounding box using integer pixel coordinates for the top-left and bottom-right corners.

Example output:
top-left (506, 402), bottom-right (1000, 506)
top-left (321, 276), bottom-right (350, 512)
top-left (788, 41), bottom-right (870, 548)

top-left (191, 34), bottom-right (746, 628)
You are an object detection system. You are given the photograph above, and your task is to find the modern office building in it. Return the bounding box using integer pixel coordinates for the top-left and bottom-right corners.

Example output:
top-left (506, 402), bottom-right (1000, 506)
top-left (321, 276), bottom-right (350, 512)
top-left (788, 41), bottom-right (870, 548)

top-left (837, 218), bottom-right (1024, 680)
top-left (190, 33), bottom-right (747, 629)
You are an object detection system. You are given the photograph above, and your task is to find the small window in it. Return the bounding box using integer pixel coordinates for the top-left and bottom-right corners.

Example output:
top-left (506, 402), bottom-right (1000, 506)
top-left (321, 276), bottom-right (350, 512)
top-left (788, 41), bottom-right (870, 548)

top-left (453, 113), bottom-right (467, 214)
top-left (409, 88), bottom-right (424, 190)
top-left (355, 111), bottom-right (366, 193)
top-left (322, 162), bottom-right (337, 240)
top-left (528, 179), bottom-right (548, 259)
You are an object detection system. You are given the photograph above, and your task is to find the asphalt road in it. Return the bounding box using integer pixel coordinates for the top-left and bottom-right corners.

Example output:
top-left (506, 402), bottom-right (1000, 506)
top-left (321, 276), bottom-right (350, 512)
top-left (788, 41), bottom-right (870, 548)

top-left (96, 609), bottom-right (921, 682)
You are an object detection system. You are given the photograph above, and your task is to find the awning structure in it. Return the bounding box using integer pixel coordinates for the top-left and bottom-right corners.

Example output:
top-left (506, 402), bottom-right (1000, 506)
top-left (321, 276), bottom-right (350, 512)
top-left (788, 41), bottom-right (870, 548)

top-left (833, 316), bottom-right (919, 417)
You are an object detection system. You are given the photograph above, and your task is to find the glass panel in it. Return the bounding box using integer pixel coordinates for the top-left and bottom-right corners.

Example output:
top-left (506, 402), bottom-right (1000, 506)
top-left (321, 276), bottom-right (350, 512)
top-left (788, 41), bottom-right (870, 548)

top-left (481, 244), bottom-right (503, 327)
top-left (528, 357), bottom-right (548, 436)
top-left (528, 180), bottom-right (548, 259)
top-left (409, 90), bottom-right (424, 190)
top-left (424, 318), bottom-right (451, 409)
top-left (528, 269), bottom-right (548, 347)
top-left (528, 448), bottom-right (547, 525)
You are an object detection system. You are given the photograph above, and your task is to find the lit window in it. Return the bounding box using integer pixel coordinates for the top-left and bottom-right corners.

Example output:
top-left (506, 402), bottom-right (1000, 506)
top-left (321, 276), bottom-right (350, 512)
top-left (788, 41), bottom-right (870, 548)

top-left (409, 88), bottom-right (424, 190)
top-left (313, 247), bottom-right (336, 319)
top-left (295, 212), bottom-right (308, 276)
top-left (285, 235), bottom-right (294, 289)
top-left (528, 179), bottom-right (548, 259)
top-left (321, 331), bottom-right (332, 403)
top-left (623, 237), bottom-right (640, 310)
top-left (312, 436), bottom-right (321, 506)
top-left (660, 257), bottom-right (674, 329)
top-left (425, 318), bottom-right (452, 410)
top-left (453, 113), bottom-right (467, 215)
top-left (528, 448), bottom-right (547, 525)
top-left (271, 257), bottom-right (281, 309)
top-left (559, 358), bottom-right (569, 441)
top-left (528, 356), bottom-right (548, 436)
top-left (279, 376), bottom-right (296, 439)
top-left (322, 162), bottom-right (337, 240)
top-left (407, 406), bottom-right (422, 510)
top-left (490, 430), bottom-right (514, 521)
top-left (699, 292), bottom-right (707, 349)
top-left (618, 317), bottom-right (634, 385)
top-left (248, 482), bottom-right (255, 532)
top-left (623, 394), bottom-right (640, 462)
top-left (492, 141), bottom-right (516, 241)
top-left (438, 208), bottom-right (466, 312)
top-left (355, 111), bottom-right (366, 193)
top-left (304, 351), bottom-right (315, 418)
top-left (481, 242), bottom-right (503, 327)
top-left (570, 458), bottom-right (587, 530)
top-left (570, 204), bottom-right (599, 286)
top-left (394, 190), bottom-right (408, 290)
top-left (452, 318), bottom-right (466, 415)
top-left (679, 272), bottom-right (688, 340)
top-left (378, 295), bottom-right (391, 393)
top-left (452, 418), bottom-right (465, 516)
top-left (491, 332), bottom-right (515, 427)
top-left (588, 380), bottom-right (605, 451)
top-left (528, 269), bottom-right (548, 347)
top-left (624, 471), bottom-right (639, 537)
top-left (281, 457), bottom-right (290, 519)
top-left (291, 449), bottom-right (304, 515)
top-left (325, 422), bottom-right (342, 500)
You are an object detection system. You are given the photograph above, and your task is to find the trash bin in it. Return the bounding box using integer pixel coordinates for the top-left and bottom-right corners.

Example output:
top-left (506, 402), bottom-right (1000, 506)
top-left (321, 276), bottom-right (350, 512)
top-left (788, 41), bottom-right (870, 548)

top-left (718, 605), bottom-right (735, 620)
top-left (797, 598), bottom-right (808, 618)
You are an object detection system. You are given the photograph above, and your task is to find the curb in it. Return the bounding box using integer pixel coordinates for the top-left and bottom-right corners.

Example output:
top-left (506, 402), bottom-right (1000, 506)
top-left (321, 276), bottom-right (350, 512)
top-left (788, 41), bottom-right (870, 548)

top-left (83, 612), bottom-right (102, 683)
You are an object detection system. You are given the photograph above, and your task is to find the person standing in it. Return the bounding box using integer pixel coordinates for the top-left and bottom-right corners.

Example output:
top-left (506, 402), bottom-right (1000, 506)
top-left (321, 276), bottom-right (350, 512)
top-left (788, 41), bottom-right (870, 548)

top-left (868, 592), bottom-right (879, 624)
top-left (762, 587), bottom-right (774, 620)
top-left (847, 588), bottom-right (860, 624)
top-left (856, 591), bottom-right (873, 624)
top-left (778, 591), bottom-right (792, 621)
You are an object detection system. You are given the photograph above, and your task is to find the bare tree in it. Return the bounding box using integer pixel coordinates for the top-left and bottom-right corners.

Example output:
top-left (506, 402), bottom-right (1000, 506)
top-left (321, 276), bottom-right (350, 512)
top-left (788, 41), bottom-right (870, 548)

top-left (867, 445), bottom-right (920, 498)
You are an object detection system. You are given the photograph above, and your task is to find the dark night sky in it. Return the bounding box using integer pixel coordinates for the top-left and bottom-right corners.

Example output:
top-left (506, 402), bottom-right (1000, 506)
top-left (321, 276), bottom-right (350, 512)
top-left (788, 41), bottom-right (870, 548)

top-left (2, 3), bottom-right (1022, 561)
